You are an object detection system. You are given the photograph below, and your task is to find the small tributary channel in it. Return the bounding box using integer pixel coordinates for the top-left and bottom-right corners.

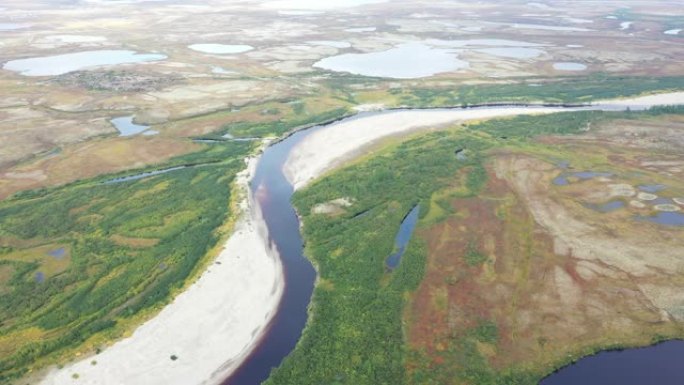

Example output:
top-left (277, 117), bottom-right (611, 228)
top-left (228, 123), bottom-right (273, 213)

top-left (222, 100), bottom-right (684, 385)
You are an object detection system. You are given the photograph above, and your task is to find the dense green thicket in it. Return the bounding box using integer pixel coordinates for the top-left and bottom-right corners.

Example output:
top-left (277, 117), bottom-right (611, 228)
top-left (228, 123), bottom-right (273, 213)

top-left (265, 131), bottom-right (491, 385)
top-left (385, 76), bottom-right (684, 107)
top-left (216, 107), bottom-right (350, 138)
top-left (465, 106), bottom-right (684, 140)
top-left (0, 141), bottom-right (251, 381)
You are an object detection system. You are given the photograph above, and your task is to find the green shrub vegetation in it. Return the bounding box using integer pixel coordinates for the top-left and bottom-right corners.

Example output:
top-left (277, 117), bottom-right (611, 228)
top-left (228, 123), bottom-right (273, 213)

top-left (219, 107), bottom-right (351, 138)
top-left (0, 141), bottom-right (251, 381)
top-left (383, 75), bottom-right (684, 107)
top-left (266, 130), bottom-right (490, 385)
top-left (265, 107), bottom-right (684, 385)
top-left (1, 75), bottom-right (682, 383)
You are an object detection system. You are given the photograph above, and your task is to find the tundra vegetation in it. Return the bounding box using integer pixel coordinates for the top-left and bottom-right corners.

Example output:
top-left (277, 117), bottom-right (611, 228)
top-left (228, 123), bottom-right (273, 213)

top-left (266, 106), bottom-right (684, 385)
top-left (0, 75), bottom-right (683, 382)
top-left (0, 142), bottom-right (251, 381)
top-left (2, 0), bottom-right (684, 382)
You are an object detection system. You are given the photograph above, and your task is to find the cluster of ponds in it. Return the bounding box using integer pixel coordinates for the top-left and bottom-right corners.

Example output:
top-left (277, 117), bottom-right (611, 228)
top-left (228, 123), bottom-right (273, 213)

top-left (552, 171), bottom-right (612, 185)
top-left (312, 38), bottom-right (590, 78)
top-left (553, 169), bottom-right (684, 226)
top-left (34, 248), bottom-right (67, 283)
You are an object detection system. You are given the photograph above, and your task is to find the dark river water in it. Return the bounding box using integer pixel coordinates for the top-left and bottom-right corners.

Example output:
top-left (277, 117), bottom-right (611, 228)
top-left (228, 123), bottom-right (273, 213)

top-left (223, 122), bottom-right (329, 385)
top-left (221, 103), bottom-right (684, 385)
top-left (541, 340), bottom-right (684, 385)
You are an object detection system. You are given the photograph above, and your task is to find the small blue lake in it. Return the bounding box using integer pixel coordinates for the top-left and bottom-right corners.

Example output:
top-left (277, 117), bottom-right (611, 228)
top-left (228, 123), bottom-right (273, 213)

top-left (586, 200), bottom-right (624, 213)
top-left (111, 116), bottom-right (150, 137)
top-left (386, 205), bottom-right (420, 269)
top-left (47, 247), bottom-right (66, 259)
top-left (541, 340), bottom-right (684, 385)
top-left (553, 171), bottom-right (613, 186)
top-left (637, 212), bottom-right (684, 227)
top-left (638, 184), bottom-right (667, 193)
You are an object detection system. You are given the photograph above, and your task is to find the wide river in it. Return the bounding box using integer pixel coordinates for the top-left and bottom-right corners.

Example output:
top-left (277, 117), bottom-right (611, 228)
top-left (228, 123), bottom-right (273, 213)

top-left (223, 93), bottom-right (684, 385)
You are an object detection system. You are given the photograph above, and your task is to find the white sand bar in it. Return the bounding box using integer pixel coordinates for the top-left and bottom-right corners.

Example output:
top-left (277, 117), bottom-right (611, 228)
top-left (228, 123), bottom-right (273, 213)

top-left (40, 157), bottom-right (284, 385)
top-left (285, 92), bottom-right (684, 190)
top-left (592, 91), bottom-right (684, 110)
top-left (285, 107), bottom-right (562, 190)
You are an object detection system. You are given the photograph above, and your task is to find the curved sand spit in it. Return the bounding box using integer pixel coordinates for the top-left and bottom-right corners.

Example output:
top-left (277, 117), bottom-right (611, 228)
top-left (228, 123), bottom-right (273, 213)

top-left (40, 157), bottom-right (284, 385)
top-left (285, 92), bottom-right (684, 190)
top-left (40, 91), bottom-right (683, 385)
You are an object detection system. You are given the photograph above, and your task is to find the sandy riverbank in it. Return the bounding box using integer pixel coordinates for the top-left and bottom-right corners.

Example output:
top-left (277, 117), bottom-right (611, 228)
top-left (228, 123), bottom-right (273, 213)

top-left (284, 92), bottom-right (684, 191)
top-left (39, 156), bottom-right (284, 385)
top-left (592, 91), bottom-right (684, 109)
top-left (284, 107), bottom-right (565, 190)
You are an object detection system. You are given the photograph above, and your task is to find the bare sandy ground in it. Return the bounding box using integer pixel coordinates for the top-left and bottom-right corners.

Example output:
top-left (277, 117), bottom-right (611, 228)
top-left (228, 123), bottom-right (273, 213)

top-left (285, 92), bottom-right (684, 190)
top-left (39, 156), bottom-right (284, 385)
top-left (593, 91), bottom-right (684, 109)
top-left (284, 107), bottom-right (568, 190)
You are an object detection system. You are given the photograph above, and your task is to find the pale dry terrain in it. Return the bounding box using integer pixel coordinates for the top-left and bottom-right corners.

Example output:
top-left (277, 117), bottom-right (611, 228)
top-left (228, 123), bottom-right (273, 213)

top-left (1, 0), bottom-right (683, 197)
top-left (406, 111), bottom-right (684, 379)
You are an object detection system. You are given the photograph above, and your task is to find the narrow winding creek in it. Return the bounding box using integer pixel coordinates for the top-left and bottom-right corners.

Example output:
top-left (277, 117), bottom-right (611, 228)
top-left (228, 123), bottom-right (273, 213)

top-left (222, 97), bottom-right (684, 385)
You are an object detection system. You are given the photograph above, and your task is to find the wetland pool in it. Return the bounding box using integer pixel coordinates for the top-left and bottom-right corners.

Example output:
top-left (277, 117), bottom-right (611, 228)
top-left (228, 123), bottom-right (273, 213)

top-left (313, 42), bottom-right (469, 79)
top-left (0, 23), bottom-right (30, 31)
top-left (386, 205), bottom-right (420, 269)
top-left (553, 62), bottom-right (588, 71)
top-left (552, 171), bottom-right (612, 185)
top-left (2, 50), bottom-right (166, 76)
top-left (638, 212), bottom-right (684, 227)
top-left (110, 116), bottom-right (148, 136)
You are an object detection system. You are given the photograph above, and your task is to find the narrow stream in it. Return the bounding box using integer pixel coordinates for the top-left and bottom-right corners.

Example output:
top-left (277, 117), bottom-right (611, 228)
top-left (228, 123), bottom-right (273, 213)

top-left (222, 100), bottom-right (684, 385)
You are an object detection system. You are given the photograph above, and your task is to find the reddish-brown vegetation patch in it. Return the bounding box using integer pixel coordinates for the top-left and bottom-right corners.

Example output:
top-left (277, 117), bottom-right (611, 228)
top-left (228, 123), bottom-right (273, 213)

top-left (405, 160), bottom-right (683, 382)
